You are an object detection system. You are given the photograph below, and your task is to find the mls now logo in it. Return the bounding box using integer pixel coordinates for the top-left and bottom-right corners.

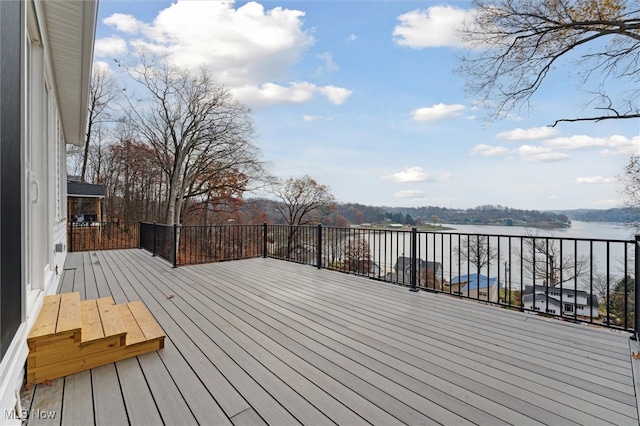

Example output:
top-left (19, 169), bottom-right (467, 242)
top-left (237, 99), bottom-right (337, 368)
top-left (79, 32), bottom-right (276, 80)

top-left (4, 409), bottom-right (57, 420)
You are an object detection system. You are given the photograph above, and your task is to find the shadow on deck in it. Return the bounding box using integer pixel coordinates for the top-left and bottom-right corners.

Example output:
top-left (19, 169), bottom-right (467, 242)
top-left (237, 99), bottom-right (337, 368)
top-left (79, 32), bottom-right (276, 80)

top-left (22, 249), bottom-right (640, 425)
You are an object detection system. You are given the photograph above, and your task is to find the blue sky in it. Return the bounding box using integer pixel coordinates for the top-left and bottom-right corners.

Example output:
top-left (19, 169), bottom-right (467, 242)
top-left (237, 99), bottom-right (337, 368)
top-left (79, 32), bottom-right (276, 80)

top-left (93, 0), bottom-right (639, 210)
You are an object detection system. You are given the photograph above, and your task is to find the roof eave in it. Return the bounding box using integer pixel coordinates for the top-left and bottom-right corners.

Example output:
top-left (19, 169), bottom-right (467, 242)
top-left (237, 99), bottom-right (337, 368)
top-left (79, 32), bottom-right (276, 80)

top-left (42, 0), bottom-right (98, 147)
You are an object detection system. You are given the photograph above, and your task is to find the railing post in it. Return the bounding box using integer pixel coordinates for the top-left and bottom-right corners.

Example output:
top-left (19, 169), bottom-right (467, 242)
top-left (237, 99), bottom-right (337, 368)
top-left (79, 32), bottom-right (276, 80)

top-left (317, 224), bottom-right (322, 269)
top-left (634, 235), bottom-right (640, 339)
top-left (69, 221), bottom-right (74, 253)
top-left (152, 222), bottom-right (157, 257)
top-left (172, 223), bottom-right (178, 268)
top-left (263, 222), bottom-right (268, 258)
top-left (138, 221), bottom-right (142, 249)
top-left (410, 227), bottom-right (419, 292)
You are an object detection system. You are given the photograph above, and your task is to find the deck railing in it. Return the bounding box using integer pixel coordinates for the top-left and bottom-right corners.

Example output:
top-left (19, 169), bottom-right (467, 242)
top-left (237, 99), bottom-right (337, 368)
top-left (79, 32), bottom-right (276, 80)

top-left (68, 221), bottom-right (139, 252)
top-left (139, 222), bottom-right (176, 265)
top-left (70, 221), bottom-right (639, 333)
top-left (179, 224), bottom-right (263, 265)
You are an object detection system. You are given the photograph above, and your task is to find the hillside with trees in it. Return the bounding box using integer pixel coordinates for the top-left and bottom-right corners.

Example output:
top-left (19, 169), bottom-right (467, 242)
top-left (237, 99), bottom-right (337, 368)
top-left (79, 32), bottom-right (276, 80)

top-left (240, 200), bottom-right (573, 229)
top-left (378, 205), bottom-right (571, 228)
top-left (558, 208), bottom-right (640, 223)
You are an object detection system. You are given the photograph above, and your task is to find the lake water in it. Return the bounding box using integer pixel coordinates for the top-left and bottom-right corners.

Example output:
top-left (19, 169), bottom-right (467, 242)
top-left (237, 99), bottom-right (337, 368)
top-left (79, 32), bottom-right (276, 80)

top-left (363, 221), bottom-right (637, 291)
top-left (440, 221), bottom-right (636, 241)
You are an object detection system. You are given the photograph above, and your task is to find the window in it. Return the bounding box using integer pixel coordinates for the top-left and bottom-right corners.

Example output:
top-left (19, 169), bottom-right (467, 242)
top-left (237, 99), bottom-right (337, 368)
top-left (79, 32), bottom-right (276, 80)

top-left (564, 304), bottom-right (574, 313)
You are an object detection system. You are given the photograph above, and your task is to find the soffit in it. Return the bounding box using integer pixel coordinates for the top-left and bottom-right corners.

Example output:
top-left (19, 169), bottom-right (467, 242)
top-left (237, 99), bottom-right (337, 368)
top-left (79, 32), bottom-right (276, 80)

top-left (41, 0), bottom-right (98, 147)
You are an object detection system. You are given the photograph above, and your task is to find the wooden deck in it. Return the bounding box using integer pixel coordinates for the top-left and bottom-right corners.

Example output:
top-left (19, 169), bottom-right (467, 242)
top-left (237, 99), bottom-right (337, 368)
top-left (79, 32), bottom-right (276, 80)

top-left (23, 249), bottom-right (640, 425)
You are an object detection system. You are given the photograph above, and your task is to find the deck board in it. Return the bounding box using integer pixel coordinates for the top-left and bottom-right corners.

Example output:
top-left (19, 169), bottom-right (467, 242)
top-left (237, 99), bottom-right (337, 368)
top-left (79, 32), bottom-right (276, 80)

top-left (74, 253), bottom-right (86, 300)
top-left (91, 364), bottom-right (128, 426)
top-left (135, 350), bottom-right (200, 425)
top-left (28, 376), bottom-right (64, 425)
top-left (61, 370), bottom-right (93, 425)
top-left (115, 357), bottom-right (163, 426)
top-left (24, 249), bottom-right (640, 425)
top-left (83, 253), bottom-right (100, 301)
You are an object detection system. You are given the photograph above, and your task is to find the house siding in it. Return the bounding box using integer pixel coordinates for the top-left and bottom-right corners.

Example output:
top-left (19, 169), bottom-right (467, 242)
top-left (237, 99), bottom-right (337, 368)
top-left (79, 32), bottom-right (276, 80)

top-left (0, 1), bottom-right (97, 419)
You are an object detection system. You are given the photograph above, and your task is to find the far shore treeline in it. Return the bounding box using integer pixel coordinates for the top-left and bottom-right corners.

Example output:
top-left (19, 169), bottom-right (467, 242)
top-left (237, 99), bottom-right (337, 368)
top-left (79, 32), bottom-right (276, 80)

top-left (244, 200), bottom-right (639, 229)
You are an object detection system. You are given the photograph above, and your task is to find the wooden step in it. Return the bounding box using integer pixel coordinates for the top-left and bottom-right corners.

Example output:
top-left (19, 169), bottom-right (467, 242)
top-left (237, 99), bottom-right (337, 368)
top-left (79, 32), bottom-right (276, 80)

top-left (27, 292), bottom-right (165, 384)
top-left (118, 301), bottom-right (165, 348)
top-left (28, 292), bottom-right (82, 347)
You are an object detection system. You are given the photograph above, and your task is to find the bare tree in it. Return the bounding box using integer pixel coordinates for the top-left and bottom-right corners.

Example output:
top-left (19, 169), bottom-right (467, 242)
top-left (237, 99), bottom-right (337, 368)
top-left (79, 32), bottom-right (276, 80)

top-left (591, 266), bottom-right (615, 308)
top-left (273, 175), bottom-right (337, 226)
top-left (456, 234), bottom-right (498, 271)
top-left (459, 0), bottom-right (640, 125)
top-left (622, 154), bottom-right (640, 231)
top-left (83, 67), bottom-right (120, 182)
top-left (117, 51), bottom-right (264, 225)
top-left (324, 227), bottom-right (347, 268)
top-left (520, 234), bottom-right (589, 286)
top-left (273, 175), bottom-right (336, 258)
top-left (344, 238), bottom-right (373, 274)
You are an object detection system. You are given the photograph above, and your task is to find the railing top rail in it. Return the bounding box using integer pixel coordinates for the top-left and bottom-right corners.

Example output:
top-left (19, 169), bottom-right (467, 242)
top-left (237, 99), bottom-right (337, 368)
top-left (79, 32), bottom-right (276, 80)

top-left (415, 230), bottom-right (636, 244)
top-left (321, 225), bottom-right (414, 234)
top-left (141, 222), bottom-right (173, 229)
top-left (267, 224), bottom-right (321, 228)
top-left (179, 224), bottom-right (265, 229)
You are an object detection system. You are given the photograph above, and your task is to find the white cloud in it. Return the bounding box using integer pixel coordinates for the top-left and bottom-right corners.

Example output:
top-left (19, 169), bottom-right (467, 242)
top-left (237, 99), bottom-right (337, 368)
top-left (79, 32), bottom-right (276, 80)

top-left (393, 6), bottom-right (475, 49)
top-left (471, 144), bottom-right (510, 157)
top-left (142, 2), bottom-right (313, 83)
top-left (395, 189), bottom-right (426, 199)
top-left (575, 176), bottom-right (617, 184)
top-left (101, 2), bottom-right (362, 109)
top-left (104, 1), bottom-right (352, 109)
top-left (544, 134), bottom-right (639, 155)
top-left (91, 61), bottom-right (115, 75)
top-left (233, 82), bottom-right (352, 107)
top-left (233, 82), bottom-right (315, 107)
top-left (517, 145), bottom-right (569, 162)
top-left (103, 13), bottom-right (146, 34)
top-left (346, 34), bottom-right (357, 42)
top-left (318, 86), bottom-right (353, 105)
top-left (382, 167), bottom-right (451, 184)
top-left (496, 126), bottom-right (559, 141)
top-left (383, 166), bottom-right (429, 183)
top-left (412, 103), bottom-right (466, 122)
top-left (94, 36), bottom-right (128, 57)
